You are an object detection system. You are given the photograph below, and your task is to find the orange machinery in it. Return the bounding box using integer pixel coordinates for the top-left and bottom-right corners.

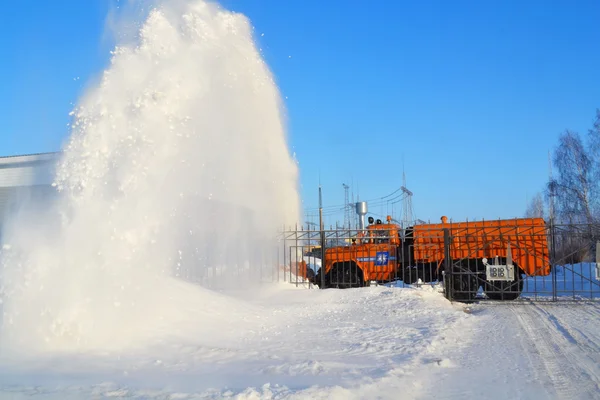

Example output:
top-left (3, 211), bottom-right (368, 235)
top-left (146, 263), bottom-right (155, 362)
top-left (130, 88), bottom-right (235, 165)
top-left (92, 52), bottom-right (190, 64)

top-left (307, 215), bottom-right (551, 301)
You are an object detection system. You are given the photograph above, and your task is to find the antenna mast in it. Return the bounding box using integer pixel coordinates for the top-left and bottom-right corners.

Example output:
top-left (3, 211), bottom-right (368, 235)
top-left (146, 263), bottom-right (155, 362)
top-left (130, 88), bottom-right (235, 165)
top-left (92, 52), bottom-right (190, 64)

top-left (343, 183), bottom-right (350, 229)
top-left (401, 169), bottom-right (413, 228)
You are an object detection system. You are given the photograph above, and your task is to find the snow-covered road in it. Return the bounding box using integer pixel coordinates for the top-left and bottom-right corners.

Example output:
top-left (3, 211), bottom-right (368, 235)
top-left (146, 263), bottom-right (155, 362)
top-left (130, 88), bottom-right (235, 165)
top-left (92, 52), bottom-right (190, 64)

top-left (411, 302), bottom-right (600, 400)
top-left (0, 284), bottom-right (598, 399)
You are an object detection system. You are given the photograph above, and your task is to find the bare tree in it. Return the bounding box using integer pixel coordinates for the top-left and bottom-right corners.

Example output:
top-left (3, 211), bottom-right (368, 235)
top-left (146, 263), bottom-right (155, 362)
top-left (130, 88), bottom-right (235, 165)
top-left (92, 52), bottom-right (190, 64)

top-left (549, 130), bottom-right (596, 224)
top-left (545, 111), bottom-right (600, 263)
top-left (524, 192), bottom-right (545, 219)
top-left (587, 109), bottom-right (600, 198)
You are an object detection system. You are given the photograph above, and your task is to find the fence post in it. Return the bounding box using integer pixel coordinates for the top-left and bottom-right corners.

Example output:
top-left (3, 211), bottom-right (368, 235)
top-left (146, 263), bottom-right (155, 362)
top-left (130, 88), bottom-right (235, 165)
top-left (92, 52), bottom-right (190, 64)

top-left (443, 228), bottom-right (452, 301)
top-left (550, 221), bottom-right (557, 302)
top-left (295, 223), bottom-right (299, 287)
top-left (319, 227), bottom-right (326, 289)
top-left (590, 240), bottom-right (600, 287)
top-left (283, 228), bottom-right (287, 283)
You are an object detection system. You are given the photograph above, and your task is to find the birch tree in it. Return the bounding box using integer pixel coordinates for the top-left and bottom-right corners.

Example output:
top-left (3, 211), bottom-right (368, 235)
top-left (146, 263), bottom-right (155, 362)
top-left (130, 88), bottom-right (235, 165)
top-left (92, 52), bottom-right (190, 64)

top-left (549, 130), bottom-right (596, 224)
top-left (525, 192), bottom-right (545, 219)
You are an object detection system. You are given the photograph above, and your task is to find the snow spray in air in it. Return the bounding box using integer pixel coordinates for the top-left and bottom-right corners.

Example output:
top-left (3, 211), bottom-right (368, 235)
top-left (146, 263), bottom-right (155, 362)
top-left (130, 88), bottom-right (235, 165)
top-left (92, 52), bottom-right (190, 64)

top-left (0, 0), bottom-right (300, 354)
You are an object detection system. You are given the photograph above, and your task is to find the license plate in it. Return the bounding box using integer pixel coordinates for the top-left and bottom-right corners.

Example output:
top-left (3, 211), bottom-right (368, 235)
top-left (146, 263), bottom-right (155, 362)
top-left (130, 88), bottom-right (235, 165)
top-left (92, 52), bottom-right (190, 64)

top-left (486, 264), bottom-right (514, 281)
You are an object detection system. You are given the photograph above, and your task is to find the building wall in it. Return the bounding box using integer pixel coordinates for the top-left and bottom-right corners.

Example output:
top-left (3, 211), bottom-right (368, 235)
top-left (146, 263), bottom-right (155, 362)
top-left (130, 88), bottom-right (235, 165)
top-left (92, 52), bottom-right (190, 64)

top-left (0, 152), bottom-right (60, 235)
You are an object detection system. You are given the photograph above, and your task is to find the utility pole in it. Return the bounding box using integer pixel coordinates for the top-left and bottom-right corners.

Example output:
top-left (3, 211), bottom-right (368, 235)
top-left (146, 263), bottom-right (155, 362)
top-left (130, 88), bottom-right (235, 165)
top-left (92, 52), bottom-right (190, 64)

top-left (319, 184), bottom-right (325, 289)
top-left (351, 179), bottom-right (357, 229)
top-left (319, 184), bottom-right (324, 233)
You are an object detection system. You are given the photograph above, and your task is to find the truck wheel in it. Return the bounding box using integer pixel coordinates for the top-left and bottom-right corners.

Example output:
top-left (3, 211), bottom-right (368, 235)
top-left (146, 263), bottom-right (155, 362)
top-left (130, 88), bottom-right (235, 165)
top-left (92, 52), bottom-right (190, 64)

top-left (444, 273), bottom-right (478, 302)
top-left (313, 270), bottom-right (326, 288)
top-left (418, 263), bottom-right (436, 283)
top-left (401, 266), bottom-right (418, 284)
top-left (328, 262), bottom-right (364, 289)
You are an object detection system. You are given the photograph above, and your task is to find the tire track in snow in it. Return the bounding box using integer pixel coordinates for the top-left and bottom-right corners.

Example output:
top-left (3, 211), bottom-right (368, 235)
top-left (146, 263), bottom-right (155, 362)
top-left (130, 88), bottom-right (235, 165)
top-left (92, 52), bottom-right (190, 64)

top-left (512, 304), bottom-right (600, 399)
top-left (529, 304), bottom-right (600, 386)
top-left (581, 301), bottom-right (600, 319)
top-left (409, 306), bottom-right (550, 400)
top-left (532, 304), bottom-right (600, 355)
top-left (511, 306), bottom-right (578, 399)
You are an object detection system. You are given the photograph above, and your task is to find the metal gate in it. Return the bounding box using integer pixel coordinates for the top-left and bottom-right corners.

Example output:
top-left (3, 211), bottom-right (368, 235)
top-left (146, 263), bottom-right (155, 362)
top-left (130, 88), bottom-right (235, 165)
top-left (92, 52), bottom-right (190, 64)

top-left (445, 223), bottom-right (600, 302)
top-left (279, 222), bottom-right (600, 303)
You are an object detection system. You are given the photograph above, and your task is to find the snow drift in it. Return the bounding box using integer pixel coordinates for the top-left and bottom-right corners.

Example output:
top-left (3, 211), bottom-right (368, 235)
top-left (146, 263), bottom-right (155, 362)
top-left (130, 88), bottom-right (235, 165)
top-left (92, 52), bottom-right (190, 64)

top-left (0, 0), bottom-right (300, 355)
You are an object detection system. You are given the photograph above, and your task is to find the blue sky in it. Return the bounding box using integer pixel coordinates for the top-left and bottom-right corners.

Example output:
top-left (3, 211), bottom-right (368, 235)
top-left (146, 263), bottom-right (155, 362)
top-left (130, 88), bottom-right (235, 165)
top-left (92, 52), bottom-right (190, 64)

top-left (1, 0), bottom-right (598, 226)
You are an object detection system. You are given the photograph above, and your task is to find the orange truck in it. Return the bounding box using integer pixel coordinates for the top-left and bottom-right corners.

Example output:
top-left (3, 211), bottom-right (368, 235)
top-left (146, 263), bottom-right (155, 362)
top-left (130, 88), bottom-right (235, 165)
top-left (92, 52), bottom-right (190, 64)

top-left (309, 215), bottom-right (551, 301)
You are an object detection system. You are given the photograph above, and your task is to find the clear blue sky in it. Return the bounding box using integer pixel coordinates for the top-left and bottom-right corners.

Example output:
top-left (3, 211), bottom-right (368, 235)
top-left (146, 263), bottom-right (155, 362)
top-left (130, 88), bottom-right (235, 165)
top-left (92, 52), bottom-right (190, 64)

top-left (1, 0), bottom-right (598, 225)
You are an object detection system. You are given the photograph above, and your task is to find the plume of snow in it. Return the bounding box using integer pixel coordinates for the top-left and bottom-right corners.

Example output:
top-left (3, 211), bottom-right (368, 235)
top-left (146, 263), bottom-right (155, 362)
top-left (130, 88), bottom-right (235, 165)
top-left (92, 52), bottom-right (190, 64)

top-left (0, 0), bottom-right (300, 355)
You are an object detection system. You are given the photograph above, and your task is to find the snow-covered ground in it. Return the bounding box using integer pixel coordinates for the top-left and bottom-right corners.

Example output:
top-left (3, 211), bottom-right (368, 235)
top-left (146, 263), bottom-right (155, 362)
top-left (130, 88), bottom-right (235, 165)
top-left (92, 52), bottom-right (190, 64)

top-left (0, 282), bottom-right (598, 399)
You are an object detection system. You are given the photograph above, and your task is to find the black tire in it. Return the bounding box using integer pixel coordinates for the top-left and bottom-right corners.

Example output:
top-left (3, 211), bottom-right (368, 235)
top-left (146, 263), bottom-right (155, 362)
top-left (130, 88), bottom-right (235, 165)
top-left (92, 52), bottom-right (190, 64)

top-left (313, 270), bottom-right (325, 288)
top-left (443, 260), bottom-right (481, 302)
top-left (401, 266), bottom-right (418, 284)
top-left (327, 262), bottom-right (364, 289)
top-left (401, 263), bottom-right (437, 285)
top-left (444, 273), bottom-right (478, 302)
top-left (483, 258), bottom-right (523, 301)
top-left (418, 263), bottom-right (437, 283)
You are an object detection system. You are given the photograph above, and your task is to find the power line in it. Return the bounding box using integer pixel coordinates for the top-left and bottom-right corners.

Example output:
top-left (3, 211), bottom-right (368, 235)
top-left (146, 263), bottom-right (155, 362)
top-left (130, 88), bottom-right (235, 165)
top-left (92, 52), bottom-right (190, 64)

top-left (303, 178), bottom-right (417, 228)
top-left (304, 186), bottom-right (407, 212)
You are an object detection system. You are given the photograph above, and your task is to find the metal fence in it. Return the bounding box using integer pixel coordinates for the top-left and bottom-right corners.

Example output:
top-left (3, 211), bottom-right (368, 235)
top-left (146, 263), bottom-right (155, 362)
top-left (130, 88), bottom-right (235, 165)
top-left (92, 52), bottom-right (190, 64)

top-left (277, 222), bottom-right (600, 303)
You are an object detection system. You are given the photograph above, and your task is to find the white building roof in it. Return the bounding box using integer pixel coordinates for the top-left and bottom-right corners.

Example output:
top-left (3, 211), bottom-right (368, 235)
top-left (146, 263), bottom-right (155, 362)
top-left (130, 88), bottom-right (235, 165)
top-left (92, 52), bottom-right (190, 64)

top-left (0, 152), bottom-right (60, 188)
top-left (0, 151), bottom-right (59, 165)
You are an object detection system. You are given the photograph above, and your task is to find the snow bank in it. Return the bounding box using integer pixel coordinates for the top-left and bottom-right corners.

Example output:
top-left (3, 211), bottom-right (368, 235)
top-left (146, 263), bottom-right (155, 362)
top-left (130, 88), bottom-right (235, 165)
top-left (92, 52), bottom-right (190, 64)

top-left (0, 284), bottom-right (475, 398)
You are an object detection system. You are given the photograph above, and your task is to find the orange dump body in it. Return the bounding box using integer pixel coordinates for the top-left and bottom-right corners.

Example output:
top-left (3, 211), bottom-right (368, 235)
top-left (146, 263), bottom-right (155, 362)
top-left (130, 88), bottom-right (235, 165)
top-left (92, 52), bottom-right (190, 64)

top-left (412, 217), bottom-right (550, 276)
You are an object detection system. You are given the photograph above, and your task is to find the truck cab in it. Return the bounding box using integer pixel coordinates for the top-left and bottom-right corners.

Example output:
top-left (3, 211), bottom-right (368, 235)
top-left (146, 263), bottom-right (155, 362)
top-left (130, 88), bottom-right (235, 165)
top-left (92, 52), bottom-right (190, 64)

top-left (313, 216), bottom-right (405, 288)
